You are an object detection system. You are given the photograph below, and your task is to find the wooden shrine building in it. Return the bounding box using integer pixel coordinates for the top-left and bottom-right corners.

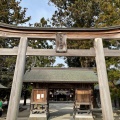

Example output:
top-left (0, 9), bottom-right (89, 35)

top-left (0, 23), bottom-right (120, 120)
top-left (23, 67), bottom-right (98, 102)
top-left (23, 67), bottom-right (98, 119)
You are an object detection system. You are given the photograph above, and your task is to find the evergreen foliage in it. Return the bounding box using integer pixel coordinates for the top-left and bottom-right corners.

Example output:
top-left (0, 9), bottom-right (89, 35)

top-left (0, 0), bottom-right (31, 25)
top-left (0, 0), bottom-right (31, 100)
top-left (49, 0), bottom-right (120, 27)
top-left (0, 1), bottom-right (55, 101)
top-left (49, 0), bottom-right (120, 99)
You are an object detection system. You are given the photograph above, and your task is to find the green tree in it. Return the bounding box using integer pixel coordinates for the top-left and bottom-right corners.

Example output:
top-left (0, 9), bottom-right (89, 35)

top-left (34, 17), bottom-right (47, 27)
top-left (49, 0), bottom-right (120, 27)
top-left (54, 63), bottom-right (65, 67)
top-left (49, 0), bottom-right (101, 68)
top-left (0, 0), bottom-right (31, 87)
top-left (95, 0), bottom-right (120, 27)
top-left (0, 0), bottom-right (31, 25)
top-left (0, 0), bottom-right (31, 102)
top-left (0, 1), bottom-right (56, 103)
top-left (49, 0), bottom-right (120, 67)
top-left (27, 17), bottom-right (56, 70)
top-left (49, 0), bottom-right (120, 99)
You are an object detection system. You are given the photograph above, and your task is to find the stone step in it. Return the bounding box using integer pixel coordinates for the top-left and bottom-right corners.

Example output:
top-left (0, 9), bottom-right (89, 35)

top-left (28, 113), bottom-right (48, 120)
top-left (75, 113), bottom-right (94, 120)
top-left (48, 116), bottom-right (73, 120)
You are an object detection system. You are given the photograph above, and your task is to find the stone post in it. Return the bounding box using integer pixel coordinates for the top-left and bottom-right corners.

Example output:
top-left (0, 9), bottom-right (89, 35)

top-left (6, 37), bottom-right (28, 120)
top-left (94, 38), bottom-right (114, 120)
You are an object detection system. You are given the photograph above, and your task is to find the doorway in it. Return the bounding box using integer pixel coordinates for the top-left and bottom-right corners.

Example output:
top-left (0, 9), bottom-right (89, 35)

top-left (49, 88), bottom-right (75, 102)
top-left (48, 89), bottom-right (74, 119)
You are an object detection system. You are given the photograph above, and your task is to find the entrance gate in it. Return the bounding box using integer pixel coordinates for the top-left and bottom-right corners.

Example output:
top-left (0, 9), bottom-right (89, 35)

top-left (0, 23), bottom-right (120, 120)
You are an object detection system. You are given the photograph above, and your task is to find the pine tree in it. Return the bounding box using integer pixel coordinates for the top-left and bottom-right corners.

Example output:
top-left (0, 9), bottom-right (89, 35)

top-left (0, 0), bottom-right (31, 25)
top-left (49, 0), bottom-right (120, 27)
top-left (49, 0), bottom-right (120, 99)
top-left (0, 1), bottom-right (56, 103)
top-left (95, 0), bottom-right (120, 27)
top-left (0, 0), bottom-right (31, 100)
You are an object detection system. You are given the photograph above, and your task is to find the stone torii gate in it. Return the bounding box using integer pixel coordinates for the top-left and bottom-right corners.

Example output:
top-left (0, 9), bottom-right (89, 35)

top-left (0, 23), bottom-right (120, 120)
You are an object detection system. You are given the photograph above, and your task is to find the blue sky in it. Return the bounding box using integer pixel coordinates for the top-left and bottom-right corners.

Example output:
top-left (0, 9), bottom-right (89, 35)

top-left (20, 0), bottom-right (56, 25)
top-left (20, 0), bottom-right (68, 67)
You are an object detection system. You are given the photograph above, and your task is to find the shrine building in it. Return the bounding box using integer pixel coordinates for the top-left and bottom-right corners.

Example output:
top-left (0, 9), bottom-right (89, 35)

top-left (23, 67), bottom-right (98, 102)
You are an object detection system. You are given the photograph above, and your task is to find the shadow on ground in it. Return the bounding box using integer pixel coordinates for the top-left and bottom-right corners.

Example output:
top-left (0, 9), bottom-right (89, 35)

top-left (1, 103), bottom-right (120, 120)
top-left (49, 103), bottom-right (74, 120)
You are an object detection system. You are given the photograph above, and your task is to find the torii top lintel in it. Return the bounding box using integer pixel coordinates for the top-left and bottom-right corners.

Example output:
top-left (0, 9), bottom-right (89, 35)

top-left (0, 22), bottom-right (120, 39)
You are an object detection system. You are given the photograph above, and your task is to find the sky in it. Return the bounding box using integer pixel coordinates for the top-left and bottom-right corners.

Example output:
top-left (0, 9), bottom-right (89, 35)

top-left (20, 0), bottom-right (68, 67)
top-left (20, 0), bottom-right (56, 26)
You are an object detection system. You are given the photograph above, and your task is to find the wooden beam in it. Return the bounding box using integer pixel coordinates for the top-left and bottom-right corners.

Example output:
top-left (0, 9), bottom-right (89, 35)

top-left (94, 38), bottom-right (114, 120)
top-left (0, 23), bottom-right (120, 39)
top-left (0, 47), bottom-right (18, 55)
top-left (104, 48), bottom-right (120, 56)
top-left (0, 47), bottom-right (120, 56)
top-left (26, 47), bottom-right (95, 56)
top-left (6, 37), bottom-right (28, 120)
top-left (0, 30), bottom-right (120, 39)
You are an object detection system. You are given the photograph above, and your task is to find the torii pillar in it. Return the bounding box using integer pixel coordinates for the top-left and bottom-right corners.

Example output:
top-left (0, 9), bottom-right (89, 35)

top-left (94, 38), bottom-right (114, 120)
top-left (6, 37), bottom-right (28, 120)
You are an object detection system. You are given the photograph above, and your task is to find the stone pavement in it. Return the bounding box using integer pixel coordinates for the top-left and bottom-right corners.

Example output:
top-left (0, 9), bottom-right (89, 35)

top-left (0, 102), bottom-right (120, 120)
top-left (0, 103), bottom-right (74, 120)
top-left (48, 103), bottom-right (74, 120)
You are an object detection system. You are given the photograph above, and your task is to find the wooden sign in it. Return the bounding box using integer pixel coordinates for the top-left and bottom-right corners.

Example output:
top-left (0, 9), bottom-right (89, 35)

top-left (32, 89), bottom-right (47, 103)
top-left (56, 32), bottom-right (67, 53)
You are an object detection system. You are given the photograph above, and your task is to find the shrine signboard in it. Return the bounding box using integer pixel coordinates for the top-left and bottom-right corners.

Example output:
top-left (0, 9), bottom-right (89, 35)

top-left (56, 33), bottom-right (67, 53)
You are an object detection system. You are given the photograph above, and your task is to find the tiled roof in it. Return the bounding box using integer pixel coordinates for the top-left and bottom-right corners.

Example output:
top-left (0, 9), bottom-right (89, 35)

top-left (23, 68), bottom-right (98, 83)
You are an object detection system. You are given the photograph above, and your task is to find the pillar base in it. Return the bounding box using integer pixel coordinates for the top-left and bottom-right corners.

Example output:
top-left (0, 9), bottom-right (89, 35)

top-left (29, 113), bottom-right (49, 120)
